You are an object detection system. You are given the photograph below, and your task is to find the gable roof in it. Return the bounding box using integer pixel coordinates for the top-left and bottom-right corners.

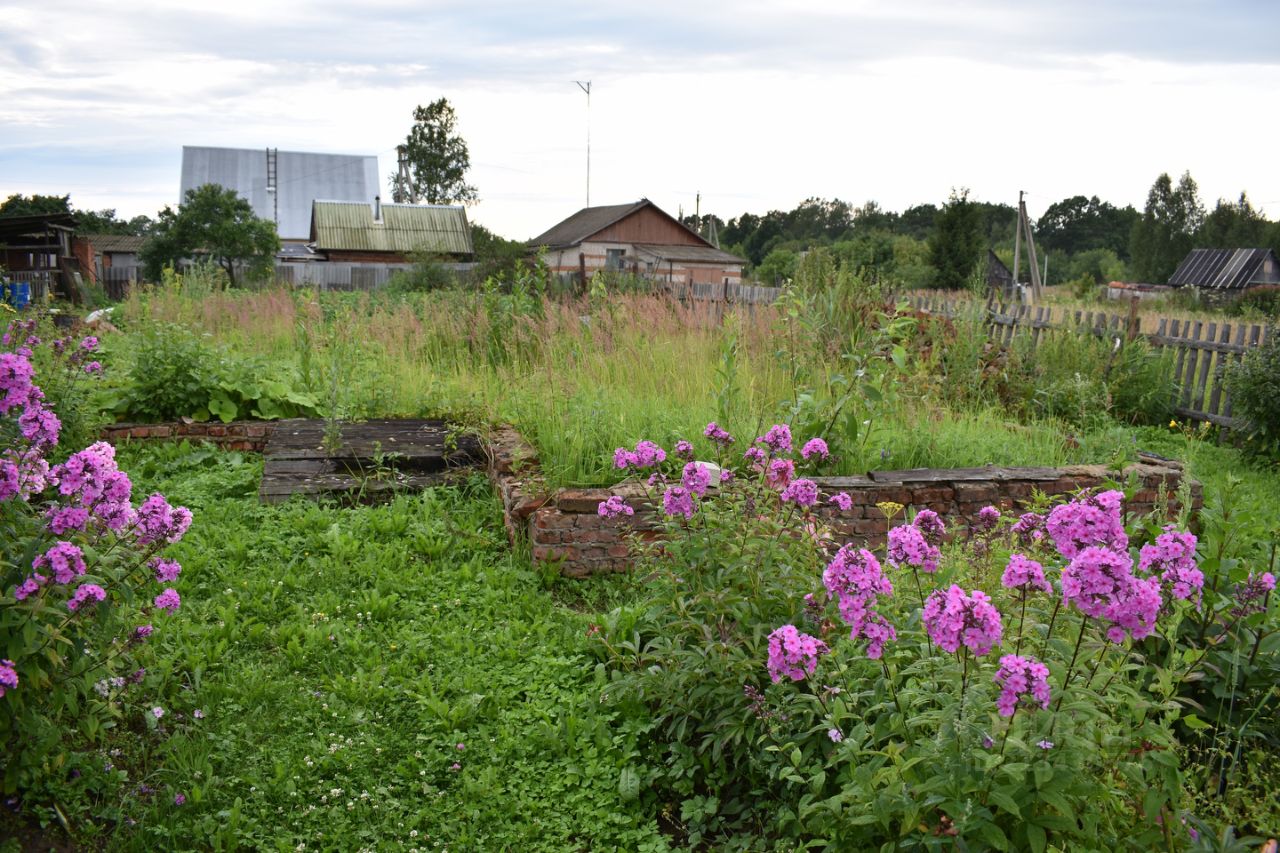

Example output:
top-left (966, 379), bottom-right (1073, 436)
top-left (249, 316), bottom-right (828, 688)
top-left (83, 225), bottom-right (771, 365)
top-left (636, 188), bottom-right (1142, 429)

top-left (181, 146), bottom-right (379, 241)
top-left (527, 198), bottom-right (724, 253)
top-left (84, 234), bottom-right (147, 253)
top-left (310, 201), bottom-right (473, 256)
top-left (1168, 248), bottom-right (1279, 289)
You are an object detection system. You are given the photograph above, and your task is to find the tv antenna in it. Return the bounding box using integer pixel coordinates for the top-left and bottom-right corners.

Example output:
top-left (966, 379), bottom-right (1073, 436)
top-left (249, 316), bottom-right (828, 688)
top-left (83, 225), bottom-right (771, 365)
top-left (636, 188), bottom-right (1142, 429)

top-left (574, 81), bottom-right (591, 206)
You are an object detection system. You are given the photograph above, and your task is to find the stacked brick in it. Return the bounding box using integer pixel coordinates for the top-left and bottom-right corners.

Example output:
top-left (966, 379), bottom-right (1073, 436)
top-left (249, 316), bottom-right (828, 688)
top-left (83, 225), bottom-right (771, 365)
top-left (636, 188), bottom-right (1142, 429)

top-left (98, 421), bottom-right (274, 453)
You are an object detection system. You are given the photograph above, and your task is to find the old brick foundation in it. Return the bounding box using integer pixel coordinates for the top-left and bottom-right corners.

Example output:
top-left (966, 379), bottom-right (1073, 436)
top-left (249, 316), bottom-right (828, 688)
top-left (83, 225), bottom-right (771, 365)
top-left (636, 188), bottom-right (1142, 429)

top-left (99, 421), bottom-right (274, 453)
top-left (487, 428), bottom-right (1203, 578)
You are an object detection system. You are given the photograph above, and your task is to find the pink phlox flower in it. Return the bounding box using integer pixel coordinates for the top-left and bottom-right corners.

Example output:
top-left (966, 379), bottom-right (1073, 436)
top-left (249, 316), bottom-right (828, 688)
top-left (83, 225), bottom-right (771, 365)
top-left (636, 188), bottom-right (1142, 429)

top-left (1046, 490), bottom-right (1128, 559)
top-left (1139, 526), bottom-right (1203, 602)
top-left (0, 458), bottom-right (18, 502)
top-left (80, 336), bottom-right (99, 351)
top-left (912, 509), bottom-right (946, 544)
top-left (597, 495), bottom-right (635, 518)
top-left (822, 546), bottom-right (897, 658)
top-left (779, 478), bottom-right (819, 508)
top-left (922, 585), bottom-right (1004, 656)
top-left (765, 458), bottom-right (795, 490)
top-left (975, 505), bottom-right (1001, 532)
top-left (1037, 740), bottom-right (1054, 750)
top-left (631, 441), bottom-right (666, 468)
top-left (0, 352), bottom-right (36, 415)
top-left (827, 728), bottom-right (843, 743)
top-left (134, 624), bottom-right (154, 641)
top-left (135, 494), bottom-right (193, 545)
top-left (682, 462), bottom-right (713, 497)
top-left (150, 557), bottom-right (182, 583)
top-left (674, 439), bottom-right (695, 460)
top-left (18, 402), bottom-right (60, 448)
top-left (756, 424), bottom-right (793, 455)
top-left (743, 446), bottom-right (766, 471)
top-left (800, 438), bottom-right (829, 461)
top-left (152, 706), bottom-right (164, 719)
top-left (887, 524), bottom-right (941, 573)
top-left (829, 492), bottom-right (853, 512)
top-left (1061, 545), bottom-right (1134, 620)
top-left (613, 447), bottom-right (637, 469)
top-left (83, 361), bottom-right (103, 375)
top-left (67, 583), bottom-right (107, 611)
top-left (1001, 554), bottom-right (1052, 594)
top-left (1012, 512), bottom-right (1047, 546)
top-left (719, 469), bottom-right (734, 483)
top-left (993, 654), bottom-right (1052, 717)
top-left (34, 541), bottom-right (87, 584)
top-left (3, 448), bottom-right (49, 500)
top-left (0, 659), bottom-right (17, 697)
top-left (703, 421), bottom-right (735, 445)
top-left (14, 576), bottom-right (43, 601)
top-left (661, 486), bottom-right (695, 519)
top-left (1102, 574), bottom-right (1162, 643)
top-left (154, 588), bottom-right (182, 613)
top-left (766, 624), bottom-right (829, 683)
top-left (46, 506), bottom-right (90, 535)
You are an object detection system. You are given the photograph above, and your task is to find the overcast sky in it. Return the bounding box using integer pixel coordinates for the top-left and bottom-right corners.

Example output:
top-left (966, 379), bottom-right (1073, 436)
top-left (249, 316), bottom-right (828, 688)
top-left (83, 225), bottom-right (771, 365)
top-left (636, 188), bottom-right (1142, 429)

top-left (3, 0), bottom-right (1278, 239)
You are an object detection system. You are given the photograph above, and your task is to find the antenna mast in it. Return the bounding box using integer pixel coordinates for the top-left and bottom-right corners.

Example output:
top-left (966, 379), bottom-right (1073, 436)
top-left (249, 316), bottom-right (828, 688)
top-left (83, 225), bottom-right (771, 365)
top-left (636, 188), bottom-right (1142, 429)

top-left (575, 81), bottom-right (591, 206)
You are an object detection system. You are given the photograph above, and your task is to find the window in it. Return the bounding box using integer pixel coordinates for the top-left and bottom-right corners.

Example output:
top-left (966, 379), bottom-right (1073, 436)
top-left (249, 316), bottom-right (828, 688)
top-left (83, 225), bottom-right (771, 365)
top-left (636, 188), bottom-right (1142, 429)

top-left (606, 248), bottom-right (626, 271)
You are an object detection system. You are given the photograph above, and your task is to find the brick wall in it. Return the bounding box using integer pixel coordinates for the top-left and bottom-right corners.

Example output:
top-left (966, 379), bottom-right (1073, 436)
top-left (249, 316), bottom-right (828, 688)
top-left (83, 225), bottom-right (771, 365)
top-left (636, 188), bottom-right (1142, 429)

top-left (99, 421), bottom-right (274, 453)
top-left (487, 428), bottom-right (1202, 578)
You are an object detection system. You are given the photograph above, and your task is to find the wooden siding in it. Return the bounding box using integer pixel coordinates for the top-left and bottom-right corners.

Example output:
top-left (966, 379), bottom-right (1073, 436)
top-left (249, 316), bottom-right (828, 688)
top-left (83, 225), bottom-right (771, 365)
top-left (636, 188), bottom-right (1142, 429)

top-left (587, 205), bottom-right (705, 247)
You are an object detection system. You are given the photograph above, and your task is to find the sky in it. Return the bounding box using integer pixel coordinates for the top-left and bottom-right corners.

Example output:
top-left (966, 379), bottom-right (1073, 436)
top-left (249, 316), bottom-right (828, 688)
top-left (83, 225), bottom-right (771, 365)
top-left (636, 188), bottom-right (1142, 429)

top-left (3, 0), bottom-right (1279, 240)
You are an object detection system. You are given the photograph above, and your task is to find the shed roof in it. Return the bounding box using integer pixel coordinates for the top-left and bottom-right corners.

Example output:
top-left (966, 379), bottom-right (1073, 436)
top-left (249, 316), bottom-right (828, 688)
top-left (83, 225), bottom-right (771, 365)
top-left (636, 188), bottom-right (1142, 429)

top-left (180, 146), bottom-right (379, 241)
top-left (1168, 248), bottom-right (1279, 289)
top-left (84, 234), bottom-right (147, 253)
top-left (310, 201), bottom-right (473, 256)
top-left (632, 243), bottom-right (745, 266)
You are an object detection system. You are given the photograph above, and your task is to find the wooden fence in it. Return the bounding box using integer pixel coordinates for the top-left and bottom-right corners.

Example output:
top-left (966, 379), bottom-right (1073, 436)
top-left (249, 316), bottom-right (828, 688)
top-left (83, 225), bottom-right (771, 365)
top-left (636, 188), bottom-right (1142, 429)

top-left (906, 294), bottom-right (1273, 432)
top-left (96, 261), bottom-right (477, 293)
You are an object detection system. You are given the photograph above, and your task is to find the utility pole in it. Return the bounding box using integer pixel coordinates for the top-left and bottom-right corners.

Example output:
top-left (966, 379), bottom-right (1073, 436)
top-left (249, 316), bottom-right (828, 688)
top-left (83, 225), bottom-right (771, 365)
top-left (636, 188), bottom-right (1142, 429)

top-left (1012, 190), bottom-right (1023, 290)
top-left (1013, 191), bottom-right (1043, 303)
top-left (394, 145), bottom-right (416, 204)
top-left (574, 81), bottom-right (591, 207)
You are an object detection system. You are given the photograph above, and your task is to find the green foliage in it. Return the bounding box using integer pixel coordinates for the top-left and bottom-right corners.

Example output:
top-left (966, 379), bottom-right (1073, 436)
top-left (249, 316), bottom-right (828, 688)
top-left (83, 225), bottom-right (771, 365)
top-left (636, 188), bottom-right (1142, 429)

top-left (102, 322), bottom-right (318, 423)
top-left (1037, 195), bottom-right (1139, 259)
top-left (1224, 326), bottom-right (1280, 459)
top-left (391, 98), bottom-right (478, 206)
top-left (140, 184), bottom-right (280, 287)
top-left (929, 188), bottom-right (985, 290)
top-left (753, 248), bottom-right (799, 285)
top-left (1130, 171), bottom-right (1205, 284)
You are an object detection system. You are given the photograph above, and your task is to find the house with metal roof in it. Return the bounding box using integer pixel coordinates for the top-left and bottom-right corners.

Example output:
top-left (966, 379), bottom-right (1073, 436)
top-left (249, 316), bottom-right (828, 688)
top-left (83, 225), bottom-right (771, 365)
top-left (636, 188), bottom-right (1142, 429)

top-left (1168, 248), bottom-right (1280, 291)
top-left (180, 146), bottom-right (379, 242)
top-left (528, 199), bottom-right (746, 287)
top-left (309, 200), bottom-right (473, 263)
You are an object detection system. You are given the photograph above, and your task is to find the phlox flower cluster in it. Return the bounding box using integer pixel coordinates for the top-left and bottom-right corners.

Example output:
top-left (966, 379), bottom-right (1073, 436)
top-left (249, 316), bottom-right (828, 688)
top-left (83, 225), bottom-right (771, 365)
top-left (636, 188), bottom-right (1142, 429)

top-left (154, 588), bottom-right (182, 613)
top-left (1046, 491), bottom-right (1128, 558)
top-left (682, 462), bottom-right (713, 497)
top-left (765, 458), bottom-right (795, 490)
top-left (1011, 512), bottom-right (1047, 547)
top-left (912, 509), bottom-right (946, 544)
top-left (33, 541), bottom-right (87, 584)
top-left (975, 505), bottom-right (1001, 532)
top-left (662, 486), bottom-right (694, 519)
top-left (2, 448), bottom-right (50, 501)
top-left (992, 654), bottom-right (1052, 717)
top-left (922, 585), bottom-right (1004, 656)
top-left (50, 442), bottom-right (135, 531)
top-left (596, 495), bottom-right (634, 518)
top-left (887, 523), bottom-right (941, 574)
top-left (779, 478), bottom-right (819, 509)
top-left (766, 624), bottom-right (828, 683)
top-left (1139, 526), bottom-right (1203, 602)
top-left (1001, 554), bottom-right (1052, 594)
top-left (1230, 572), bottom-right (1275, 619)
top-left (1061, 546), bottom-right (1160, 643)
top-left (743, 446), bottom-right (766, 470)
top-left (757, 424), bottom-right (793, 455)
top-left (829, 492), bottom-right (853, 512)
top-left (613, 440), bottom-right (666, 469)
top-left (150, 558), bottom-right (182, 583)
top-left (703, 422), bottom-right (734, 445)
top-left (800, 438), bottom-right (829, 461)
top-left (0, 351), bottom-right (36, 415)
top-left (134, 494), bottom-right (194, 546)
top-left (822, 546), bottom-right (896, 658)
top-left (67, 583), bottom-right (107, 612)
top-left (674, 440), bottom-right (694, 460)
top-left (0, 659), bottom-right (17, 698)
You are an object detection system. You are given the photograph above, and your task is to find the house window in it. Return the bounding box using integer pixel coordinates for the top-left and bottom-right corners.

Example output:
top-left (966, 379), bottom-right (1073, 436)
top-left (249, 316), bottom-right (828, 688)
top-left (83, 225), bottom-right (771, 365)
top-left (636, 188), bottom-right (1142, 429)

top-left (606, 248), bottom-right (626, 270)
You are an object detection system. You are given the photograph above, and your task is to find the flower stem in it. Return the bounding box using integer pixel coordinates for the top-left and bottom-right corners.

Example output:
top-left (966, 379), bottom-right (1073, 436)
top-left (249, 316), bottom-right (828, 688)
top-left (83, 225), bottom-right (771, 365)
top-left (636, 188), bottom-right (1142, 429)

top-left (1049, 616), bottom-right (1089, 736)
top-left (1014, 590), bottom-right (1028, 657)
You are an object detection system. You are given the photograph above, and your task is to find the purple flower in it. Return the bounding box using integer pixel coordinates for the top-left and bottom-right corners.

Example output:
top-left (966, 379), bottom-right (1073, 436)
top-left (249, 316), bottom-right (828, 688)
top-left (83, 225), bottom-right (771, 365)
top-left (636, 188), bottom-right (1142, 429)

top-left (154, 588), bottom-right (181, 613)
top-left (18, 402), bottom-right (60, 448)
top-left (1001, 554), bottom-right (1052, 594)
top-left (450, 762), bottom-right (461, 771)
top-left (0, 352), bottom-right (36, 415)
top-left (756, 424), bottom-right (793, 455)
top-left (33, 541), bottom-right (87, 585)
top-left (0, 659), bottom-right (17, 698)
top-left (822, 546), bottom-right (897, 659)
top-left (912, 509), bottom-right (946, 544)
top-left (1046, 491), bottom-right (1128, 559)
top-left (1061, 546), bottom-right (1134, 620)
top-left (682, 462), bottom-right (713, 497)
top-left (13, 576), bottom-right (42, 601)
top-left (766, 624), bottom-right (829, 683)
top-left (150, 558), bottom-right (183, 584)
top-left (779, 478), bottom-right (819, 509)
top-left (981, 734), bottom-right (994, 749)
top-left (765, 458), bottom-right (795, 490)
top-left (1037, 740), bottom-right (1054, 750)
top-left (674, 439), bottom-right (694, 460)
top-left (829, 492), bottom-right (852, 512)
top-left (456, 742), bottom-right (466, 751)
top-left (83, 361), bottom-right (103, 375)
top-left (887, 524), bottom-right (941, 573)
top-left (80, 336), bottom-right (99, 351)
top-left (613, 447), bottom-right (636, 469)
top-left (922, 585), bottom-right (1004, 656)
top-left (597, 495), bottom-right (635, 518)
top-left (975, 505), bottom-right (1001, 532)
top-left (135, 493), bottom-right (193, 545)
top-left (46, 506), bottom-right (90, 535)
top-left (719, 469), bottom-right (734, 483)
top-left (827, 728), bottom-right (843, 743)
top-left (631, 441), bottom-right (666, 468)
top-left (192, 709), bottom-right (205, 719)
top-left (152, 706), bottom-right (165, 719)
top-left (800, 438), bottom-right (829, 461)
top-left (1012, 512), bottom-right (1047, 547)
top-left (173, 793), bottom-right (186, 806)
top-left (134, 624), bottom-right (154, 641)
top-left (1139, 526), bottom-right (1203, 602)
top-left (703, 422), bottom-right (734, 445)
top-left (743, 446), bottom-right (766, 469)
top-left (993, 654), bottom-right (1052, 717)
top-left (661, 486), bottom-right (694, 519)
top-left (67, 583), bottom-right (107, 612)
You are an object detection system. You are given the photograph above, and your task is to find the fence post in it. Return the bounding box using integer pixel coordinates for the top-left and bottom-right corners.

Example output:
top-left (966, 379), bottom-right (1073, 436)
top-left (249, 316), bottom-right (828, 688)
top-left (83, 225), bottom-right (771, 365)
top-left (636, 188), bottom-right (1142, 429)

top-left (1126, 296), bottom-right (1140, 342)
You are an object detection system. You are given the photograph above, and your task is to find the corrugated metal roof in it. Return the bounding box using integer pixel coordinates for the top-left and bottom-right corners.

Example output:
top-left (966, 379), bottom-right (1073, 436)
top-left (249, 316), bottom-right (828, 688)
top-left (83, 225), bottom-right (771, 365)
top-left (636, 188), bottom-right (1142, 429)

top-left (84, 234), bottom-right (146, 253)
top-left (1168, 248), bottom-right (1278, 289)
top-left (180, 146), bottom-right (379, 241)
top-left (310, 201), bottom-right (473, 255)
top-left (527, 200), bottom-right (649, 248)
top-left (632, 243), bottom-right (745, 265)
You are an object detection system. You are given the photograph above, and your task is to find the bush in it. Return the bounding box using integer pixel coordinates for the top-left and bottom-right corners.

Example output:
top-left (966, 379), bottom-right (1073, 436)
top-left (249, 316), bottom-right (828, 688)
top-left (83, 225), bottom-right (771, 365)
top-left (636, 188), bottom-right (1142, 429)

top-left (1225, 326), bottom-right (1280, 460)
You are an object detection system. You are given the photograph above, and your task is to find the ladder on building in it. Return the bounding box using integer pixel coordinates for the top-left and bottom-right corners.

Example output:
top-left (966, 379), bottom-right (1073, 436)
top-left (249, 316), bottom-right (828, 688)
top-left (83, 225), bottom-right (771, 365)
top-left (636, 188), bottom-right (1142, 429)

top-left (266, 148), bottom-right (279, 227)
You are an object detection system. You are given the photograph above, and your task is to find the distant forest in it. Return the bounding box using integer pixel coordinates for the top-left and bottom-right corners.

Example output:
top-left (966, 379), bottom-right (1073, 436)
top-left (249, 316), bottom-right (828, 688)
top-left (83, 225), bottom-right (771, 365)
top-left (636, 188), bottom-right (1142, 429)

top-left (681, 172), bottom-right (1280, 289)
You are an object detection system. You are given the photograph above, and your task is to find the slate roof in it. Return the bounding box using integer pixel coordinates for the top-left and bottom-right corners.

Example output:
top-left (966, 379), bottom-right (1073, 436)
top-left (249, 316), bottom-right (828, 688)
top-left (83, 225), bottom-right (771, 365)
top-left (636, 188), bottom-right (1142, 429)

top-left (1168, 248), bottom-right (1280, 290)
top-left (632, 243), bottom-right (746, 265)
top-left (310, 201), bottom-right (473, 256)
top-left (84, 234), bottom-right (146, 253)
top-left (180, 146), bottom-right (379, 241)
top-left (527, 201), bottom-right (648, 249)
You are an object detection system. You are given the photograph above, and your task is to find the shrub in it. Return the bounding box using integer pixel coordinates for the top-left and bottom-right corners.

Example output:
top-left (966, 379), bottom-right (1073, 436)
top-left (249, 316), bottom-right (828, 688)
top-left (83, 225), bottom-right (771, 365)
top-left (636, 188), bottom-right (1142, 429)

top-left (1225, 326), bottom-right (1280, 460)
top-left (1, 325), bottom-right (195, 811)
top-left (595, 425), bottom-right (1258, 849)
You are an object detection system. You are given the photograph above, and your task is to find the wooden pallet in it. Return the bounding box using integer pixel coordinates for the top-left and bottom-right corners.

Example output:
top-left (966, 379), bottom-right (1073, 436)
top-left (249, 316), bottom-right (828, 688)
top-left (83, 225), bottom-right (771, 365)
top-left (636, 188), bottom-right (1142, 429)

top-left (259, 418), bottom-right (485, 503)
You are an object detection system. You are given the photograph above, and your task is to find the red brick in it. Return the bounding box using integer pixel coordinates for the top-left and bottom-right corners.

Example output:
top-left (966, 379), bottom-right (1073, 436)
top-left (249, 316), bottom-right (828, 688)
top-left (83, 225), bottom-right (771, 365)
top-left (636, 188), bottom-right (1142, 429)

top-left (954, 483), bottom-right (998, 502)
top-left (911, 486), bottom-right (955, 504)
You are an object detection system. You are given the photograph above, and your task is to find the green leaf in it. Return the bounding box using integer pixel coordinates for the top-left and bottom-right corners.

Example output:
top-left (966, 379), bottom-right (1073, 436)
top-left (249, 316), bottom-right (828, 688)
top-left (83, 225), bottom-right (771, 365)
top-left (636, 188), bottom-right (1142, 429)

top-left (988, 789), bottom-right (1021, 818)
top-left (1026, 822), bottom-right (1048, 853)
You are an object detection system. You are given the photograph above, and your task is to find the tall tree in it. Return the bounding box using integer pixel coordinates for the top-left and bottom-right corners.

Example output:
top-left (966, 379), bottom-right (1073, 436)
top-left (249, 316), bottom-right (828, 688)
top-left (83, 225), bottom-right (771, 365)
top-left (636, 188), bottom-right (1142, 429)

top-left (1197, 192), bottom-right (1270, 248)
top-left (928, 189), bottom-right (984, 290)
top-left (391, 99), bottom-right (478, 206)
top-left (1036, 195), bottom-right (1138, 258)
top-left (140, 184), bottom-right (280, 286)
top-left (1129, 171), bottom-right (1204, 283)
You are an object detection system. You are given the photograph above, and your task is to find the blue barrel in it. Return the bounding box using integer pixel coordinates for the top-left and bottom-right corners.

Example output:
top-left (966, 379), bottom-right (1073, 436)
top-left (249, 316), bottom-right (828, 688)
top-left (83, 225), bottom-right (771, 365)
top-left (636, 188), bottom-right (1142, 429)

top-left (11, 282), bottom-right (30, 310)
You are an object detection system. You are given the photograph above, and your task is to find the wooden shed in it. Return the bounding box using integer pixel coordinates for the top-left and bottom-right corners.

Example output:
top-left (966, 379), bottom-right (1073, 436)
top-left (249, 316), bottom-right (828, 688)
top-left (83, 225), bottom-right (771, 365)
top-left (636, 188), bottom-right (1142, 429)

top-left (309, 200), bottom-right (473, 263)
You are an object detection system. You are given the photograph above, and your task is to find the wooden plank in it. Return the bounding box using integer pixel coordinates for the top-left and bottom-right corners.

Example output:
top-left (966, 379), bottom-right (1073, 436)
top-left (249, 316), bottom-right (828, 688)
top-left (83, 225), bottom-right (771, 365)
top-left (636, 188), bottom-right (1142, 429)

top-left (1192, 321), bottom-right (1217, 413)
top-left (1170, 320), bottom-right (1189, 411)
top-left (1220, 323), bottom-right (1249, 421)
top-left (1180, 321), bottom-right (1204, 409)
top-left (869, 466), bottom-right (1064, 483)
top-left (1207, 323), bottom-right (1233, 417)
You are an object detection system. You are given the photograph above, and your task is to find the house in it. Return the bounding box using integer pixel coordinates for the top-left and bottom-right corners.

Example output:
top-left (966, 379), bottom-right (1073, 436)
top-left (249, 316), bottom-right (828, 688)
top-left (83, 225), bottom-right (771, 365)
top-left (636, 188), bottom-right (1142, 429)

top-left (1168, 248), bottom-right (1280, 291)
top-left (986, 249), bottom-right (1014, 298)
top-left (180, 146), bottom-right (380, 242)
top-left (528, 199), bottom-right (746, 286)
top-left (0, 212), bottom-right (85, 301)
top-left (309, 199), bottom-right (473, 263)
top-left (80, 234), bottom-right (147, 278)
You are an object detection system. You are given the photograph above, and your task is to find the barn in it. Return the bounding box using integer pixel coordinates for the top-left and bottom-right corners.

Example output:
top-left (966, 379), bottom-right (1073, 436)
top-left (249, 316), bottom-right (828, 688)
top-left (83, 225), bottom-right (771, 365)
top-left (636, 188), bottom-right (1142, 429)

top-left (1168, 248), bottom-right (1280, 291)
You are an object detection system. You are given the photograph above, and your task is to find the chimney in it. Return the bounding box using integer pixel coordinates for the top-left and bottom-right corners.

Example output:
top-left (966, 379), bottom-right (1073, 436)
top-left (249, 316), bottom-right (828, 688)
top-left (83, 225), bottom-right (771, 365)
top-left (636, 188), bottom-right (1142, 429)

top-left (373, 195), bottom-right (382, 222)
